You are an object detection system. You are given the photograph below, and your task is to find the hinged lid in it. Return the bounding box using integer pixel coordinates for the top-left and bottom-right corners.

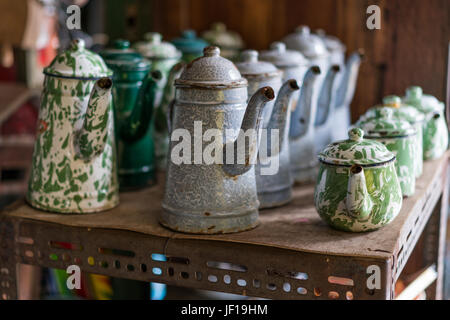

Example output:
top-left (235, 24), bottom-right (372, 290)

top-left (201, 22), bottom-right (244, 50)
top-left (259, 42), bottom-right (308, 68)
top-left (44, 39), bottom-right (112, 79)
top-left (134, 32), bottom-right (181, 60)
top-left (100, 39), bottom-right (150, 72)
top-left (235, 50), bottom-right (281, 79)
top-left (175, 46), bottom-right (247, 88)
top-left (358, 107), bottom-right (417, 138)
top-left (402, 86), bottom-right (445, 114)
top-left (364, 95), bottom-right (425, 124)
top-left (319, 128), bottom-right (395, 166)
top-left (172, 30), bottom-right (209, 54)
top-left (282, 25), bottom-right (329, 59)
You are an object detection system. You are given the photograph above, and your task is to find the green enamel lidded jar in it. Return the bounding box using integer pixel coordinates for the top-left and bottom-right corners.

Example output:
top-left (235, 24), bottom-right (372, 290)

top-left (172, 30), bottom-right (209, 62)
top-left (27, 39), bottom-right (119, 214)
top-left (357, 107), bottom-right (417, 197)
top-left (361, 95), bottom-right (425, 178)
top-left (101, 39), bottom-right (162, 190)
top-left (314, 128), bottom-right (402, 232)
top-left (402, 86), bottom-right (448, 160)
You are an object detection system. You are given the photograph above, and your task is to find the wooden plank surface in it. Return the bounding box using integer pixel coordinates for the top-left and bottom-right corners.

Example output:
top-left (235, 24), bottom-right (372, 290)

top-left (4, 152), bottom-right (448, 260)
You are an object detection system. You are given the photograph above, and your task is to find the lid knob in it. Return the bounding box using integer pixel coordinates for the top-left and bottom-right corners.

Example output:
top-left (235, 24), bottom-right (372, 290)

top-left (270, 42), bottom-right (286, 53)
top-left (241, 50), bottom-right (258, 63)
top-left (406, 86), bottom-right (423, 100)
top-left (295, 25), bottom-right (311, 35)
top-left (144, 32), bottom-right (162, 44)
top-left (383, 95), bottom-right (401, 108)
top-left (379, 107), bottom-right (394, 119)
top-left (114, 39), bottom-right (130, 50)
top-left (70, 38), bottom-right (85, 51)
top-left (182, 29), bottom-right (196, 39)
top-left (349, 128), bottom-right (364, 141)
top-left (204, 46), bottom-right (220, 57)
top-left (212, 22), bottom-right (226, 32)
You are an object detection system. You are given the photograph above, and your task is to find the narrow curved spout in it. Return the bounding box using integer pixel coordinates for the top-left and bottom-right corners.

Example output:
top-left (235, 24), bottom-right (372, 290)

top-left (265, 79), bottom-right (299, 156)
top-left (289, 66), bottom-right (321, 139)
top-left (317, 65), bottom-right (340, 125)
top-left (335, 50), bottom-right (364, 108)
top-left (345, 164), bottom-right (373, 220)
top-left (75, 77), bottom-right (113, 160)
top-left (222, 86), bottom-right (275, 177)
top-left (121, 70), bottom-right (162, 141)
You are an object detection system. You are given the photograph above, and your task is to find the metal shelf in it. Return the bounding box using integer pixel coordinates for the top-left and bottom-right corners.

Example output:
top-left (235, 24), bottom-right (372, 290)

top-left (0, 153), bottom-right (448, 300)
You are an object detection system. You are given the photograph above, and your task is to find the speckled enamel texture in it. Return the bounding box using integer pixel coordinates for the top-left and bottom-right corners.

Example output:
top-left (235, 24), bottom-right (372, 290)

top-left (314, 128), bottom-right (402, 232)
top-left (361, 95), bottom-right (425, 178)
top-left (27, 39), bottom-right (118, 214)
top-left (402, 86), bottom-right (448, 160)
top-left (357, 108), bottom-right (417, 197)
top-left (161, 46), bottom-right (274, 234)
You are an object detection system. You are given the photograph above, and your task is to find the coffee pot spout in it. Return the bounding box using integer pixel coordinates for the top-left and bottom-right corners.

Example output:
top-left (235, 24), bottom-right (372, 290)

top-left (222, 86), bottom-right (274, 177)
top-left (345, 164), bottom-right (373, 220)
top-left (75, 77), bottom-right (113, 160)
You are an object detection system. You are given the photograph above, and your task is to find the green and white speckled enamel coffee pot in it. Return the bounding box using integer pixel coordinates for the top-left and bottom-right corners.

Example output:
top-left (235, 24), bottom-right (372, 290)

top-left (402, 86), bottom-right (448, 160)
top-left (360, 95), bottom-right (425, 178)
top-left (201, 22), bottom-right (244, 61)
top-left (27, 39), bottom-right (119, 214)
top-left (357, 108), bottom-right (417, 197)
top-left (314, 128), bottom-right (402, 232)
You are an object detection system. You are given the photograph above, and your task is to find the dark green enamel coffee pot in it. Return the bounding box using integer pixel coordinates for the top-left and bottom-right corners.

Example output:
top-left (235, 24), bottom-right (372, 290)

top-left (101, 39), bottom-right (162, 190)
top-left (172, 30), bottom-right (209, 62)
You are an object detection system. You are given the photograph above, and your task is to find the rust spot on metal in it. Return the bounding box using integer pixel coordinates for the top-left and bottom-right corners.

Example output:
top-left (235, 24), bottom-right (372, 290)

top-left (207, 226), bottom-right (215, 230)
top-left (204, 212), bottom-right (211, 216)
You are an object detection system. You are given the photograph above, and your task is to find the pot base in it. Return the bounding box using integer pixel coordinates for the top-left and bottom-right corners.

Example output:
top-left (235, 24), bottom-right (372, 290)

top-left (258, 186), bottom-right (292, 209)
top-left (159, 208), bottom-right (259, 234)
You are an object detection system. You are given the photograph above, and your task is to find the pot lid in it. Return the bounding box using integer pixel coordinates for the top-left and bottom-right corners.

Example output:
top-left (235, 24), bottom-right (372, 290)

top-left (259, 42), bottom-right (308, 67)
top-left (282, 25), bottom-right (329, 59)
top-left (318, 128), bottom-right (395, 166)
top-left (171, 30), bottom-right (209, 54)
top-left (100, 39), bottom-right (150, 72)
top-left (201, 22), bottom-right (244, 50)
top-left (363, 95), bottom-right (425, 124)
top-left (402, 86), bottom-right (444, 113)
top-left (314, 29), bottom-right (346, 53)
top-left (175, 46), bottom-right (247, 88)
top-left (44, 39), bottom-right (112, 79)
top-left (235, 50), bottom-right (281, 78)
top-left (134, 32), bottom-right (181, 60)
top-left (357, 107), bottom-right (416, 138)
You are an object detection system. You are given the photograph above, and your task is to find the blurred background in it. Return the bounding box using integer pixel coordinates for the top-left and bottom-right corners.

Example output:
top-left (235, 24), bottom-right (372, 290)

top-left (0, 0), bottom-right (448, 300)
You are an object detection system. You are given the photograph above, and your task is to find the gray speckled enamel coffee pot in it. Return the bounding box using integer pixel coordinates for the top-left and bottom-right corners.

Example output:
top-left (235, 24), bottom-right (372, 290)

top-left (331, 51), bottom-right (364, 141)
top-left (289, 66), bottom-right (322, 183)
top-left (236, 50), bottom-right (300, 208)
top-left (161, 46), bottom-right (275, 234)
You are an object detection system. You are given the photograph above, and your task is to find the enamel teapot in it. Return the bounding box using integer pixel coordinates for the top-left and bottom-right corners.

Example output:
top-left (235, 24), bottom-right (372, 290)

top-left (100, 39), bottom-right (162, 189)
top-left (172, 29), bottom-right (209, 62)
top-left (361, 95), bottom-right (425, 178)
top-left (161, 46), bottom-right (274, 234)
top-left (314, 128), bottom-right (402, 232)
top-left (201, 22), bottom-right (244, 61)
top-left (357, 108), bottom-right (417, 197)
top-left (402, 86), bottom-right (448, 160)
top-left (236, 50), bottom-right (300, 208)
top-left (27, 39), bottom-right (119, 214)
top-left (314, 29), bottom-right (346, 66)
